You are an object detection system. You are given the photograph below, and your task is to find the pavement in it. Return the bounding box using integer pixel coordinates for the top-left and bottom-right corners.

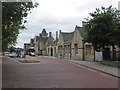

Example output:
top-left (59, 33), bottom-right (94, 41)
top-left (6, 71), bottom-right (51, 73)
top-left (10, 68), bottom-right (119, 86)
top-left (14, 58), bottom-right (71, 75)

top-left (69, 60), bottom-right (119, 78)
top-left (48, 56), bottom-right (119, 78)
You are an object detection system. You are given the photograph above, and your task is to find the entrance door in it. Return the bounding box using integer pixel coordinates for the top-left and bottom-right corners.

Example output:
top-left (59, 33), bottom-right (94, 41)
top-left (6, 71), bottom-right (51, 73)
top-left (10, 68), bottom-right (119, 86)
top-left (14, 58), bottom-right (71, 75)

top-left (103, 48), bottom-right (110, 60)
top-left (51, 48), bottom-right (53, 56)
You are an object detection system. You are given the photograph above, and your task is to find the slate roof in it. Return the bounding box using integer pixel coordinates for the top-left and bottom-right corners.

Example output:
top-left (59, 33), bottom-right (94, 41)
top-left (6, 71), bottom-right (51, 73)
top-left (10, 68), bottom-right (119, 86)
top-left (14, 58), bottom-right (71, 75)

top-left (76, 26), bottom-right (84, 38)
top-left (46, 36), bottom-right (54, 45)
top-left (40, 37), bottom-right (48, 42)
top-left (61, 32), bottom-right (74, 43)
top-left (51, 40), bottom-right (58, 46)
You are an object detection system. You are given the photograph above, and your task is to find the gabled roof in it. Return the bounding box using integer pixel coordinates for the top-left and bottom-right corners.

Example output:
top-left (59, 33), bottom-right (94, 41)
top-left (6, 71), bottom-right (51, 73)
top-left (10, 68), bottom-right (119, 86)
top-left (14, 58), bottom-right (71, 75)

top-left (40, 37), bottom-right (48, 42)
top-left (40, 29), bottom-right (48, 37)
top-left (61, 31), bottom-right (74, 43)
top-left (76, 25), bottom-right (84, 38)
top-left (52, 40), bottom-right (58, 46)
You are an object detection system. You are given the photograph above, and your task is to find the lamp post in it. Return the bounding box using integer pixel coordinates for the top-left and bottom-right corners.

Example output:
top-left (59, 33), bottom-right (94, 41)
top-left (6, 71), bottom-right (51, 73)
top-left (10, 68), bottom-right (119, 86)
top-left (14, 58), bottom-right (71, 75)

top-left (70, 42), bottom-right (71, 59)
top-left (38, 40), bottom-right (40, 56)
top-left (82, 40), bottom-right (85, 61)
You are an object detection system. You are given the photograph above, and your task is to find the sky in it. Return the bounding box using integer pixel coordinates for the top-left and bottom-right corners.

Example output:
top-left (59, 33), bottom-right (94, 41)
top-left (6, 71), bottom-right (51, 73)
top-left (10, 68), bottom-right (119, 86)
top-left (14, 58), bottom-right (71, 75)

top-left (15, 0), bottom-right (119, 48)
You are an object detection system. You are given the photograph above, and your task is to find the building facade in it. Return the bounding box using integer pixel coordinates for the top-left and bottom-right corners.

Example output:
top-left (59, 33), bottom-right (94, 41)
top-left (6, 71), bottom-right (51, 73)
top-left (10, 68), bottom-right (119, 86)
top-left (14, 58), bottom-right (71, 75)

top-left (33, 36), bottom-right (39, 54)
top-left (71, 26), bottom-right (84, 60)
top-left (30, 29), bottom-right (58, 56)
top-left (71, 26), bottom-right (94, 61)
top-left (24, 25), bottom-right (119, 61)
top-left (57, 30), bottom-right (73, 59)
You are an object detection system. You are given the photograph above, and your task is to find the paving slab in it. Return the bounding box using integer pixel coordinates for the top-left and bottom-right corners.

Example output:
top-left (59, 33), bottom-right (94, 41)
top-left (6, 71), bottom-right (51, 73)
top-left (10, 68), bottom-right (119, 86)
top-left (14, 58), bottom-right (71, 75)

top-left (69, 60), bottom-right (119, 77)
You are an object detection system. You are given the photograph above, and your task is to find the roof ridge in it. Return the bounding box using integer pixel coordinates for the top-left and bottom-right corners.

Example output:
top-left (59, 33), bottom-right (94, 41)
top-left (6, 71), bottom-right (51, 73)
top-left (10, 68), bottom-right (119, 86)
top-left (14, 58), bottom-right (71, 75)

top-left (61, 31), bottom-right (74, 34)
top-left (76, 25), bottom-right (83, 28)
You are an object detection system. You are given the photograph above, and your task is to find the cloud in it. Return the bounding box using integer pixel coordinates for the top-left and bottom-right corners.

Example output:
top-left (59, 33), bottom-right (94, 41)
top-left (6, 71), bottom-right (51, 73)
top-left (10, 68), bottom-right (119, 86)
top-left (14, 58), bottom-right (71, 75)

top-left (15, 0), bottom-right (119, 48)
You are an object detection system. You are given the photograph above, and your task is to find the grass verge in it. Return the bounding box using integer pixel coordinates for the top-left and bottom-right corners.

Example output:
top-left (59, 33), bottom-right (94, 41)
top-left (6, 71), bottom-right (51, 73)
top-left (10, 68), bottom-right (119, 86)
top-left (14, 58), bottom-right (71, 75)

top-left (19, 59), bottom-right (40, 63)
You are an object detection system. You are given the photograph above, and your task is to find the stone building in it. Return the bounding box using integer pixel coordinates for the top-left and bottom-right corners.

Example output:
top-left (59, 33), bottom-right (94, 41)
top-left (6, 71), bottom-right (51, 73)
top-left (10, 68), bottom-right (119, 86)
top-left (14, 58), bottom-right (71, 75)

top-left (46, 31), bottom-right (58, 57)
top-left (45, 32), bottom-right (55, 56)
top-left (71, 25), bottom-right (94, 61)
top-left (34, 29), bottom-right (47, 55)
top-left (30, 38), bottom-right (34, 47)
top-left (38, 29), bottom-right (49, 55)
top-left (33, 36), bottom-right (39, 54)
top-left (46, 40), bottom-right (58, 57)
top-left (32, 29), bottom-right (56, 56)
top-left (24, 24), bottom-right (119, 61)
top-left (57, 25), bottom-right (94, 61)
top-left (57, 30), bottom-right (73, 59)
top-left (71, 26), bottom-right (84, 60)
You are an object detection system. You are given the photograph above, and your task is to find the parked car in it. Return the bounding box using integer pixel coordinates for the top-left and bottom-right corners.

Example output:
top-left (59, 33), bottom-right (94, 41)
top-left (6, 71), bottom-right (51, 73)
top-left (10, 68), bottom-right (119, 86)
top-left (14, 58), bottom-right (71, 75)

top-left (30, 52), bottom-right (35, 56)
top-left (9, 53), bottom-right (17, 58)
top-left (21, 54), bottom-right (26, 58)
top-left (4, 52), bottom-right (10, 56)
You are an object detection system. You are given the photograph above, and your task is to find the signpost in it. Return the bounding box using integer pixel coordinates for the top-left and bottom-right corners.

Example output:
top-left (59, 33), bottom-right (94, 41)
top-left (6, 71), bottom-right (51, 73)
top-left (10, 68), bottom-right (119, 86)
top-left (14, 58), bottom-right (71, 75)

top-left (95, 51), bottom-right (103, 62)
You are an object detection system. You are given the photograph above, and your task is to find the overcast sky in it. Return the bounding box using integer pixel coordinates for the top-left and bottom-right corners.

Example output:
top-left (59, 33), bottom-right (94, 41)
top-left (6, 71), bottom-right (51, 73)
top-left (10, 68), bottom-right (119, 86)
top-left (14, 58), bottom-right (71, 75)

top-left (15, 0), bottom-right (119, 48)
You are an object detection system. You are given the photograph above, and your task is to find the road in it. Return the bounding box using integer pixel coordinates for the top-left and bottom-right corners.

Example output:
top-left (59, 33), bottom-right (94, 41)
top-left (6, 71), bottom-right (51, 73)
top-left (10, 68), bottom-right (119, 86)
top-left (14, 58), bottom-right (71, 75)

top-left (2, 56), bottom-right (119, 88)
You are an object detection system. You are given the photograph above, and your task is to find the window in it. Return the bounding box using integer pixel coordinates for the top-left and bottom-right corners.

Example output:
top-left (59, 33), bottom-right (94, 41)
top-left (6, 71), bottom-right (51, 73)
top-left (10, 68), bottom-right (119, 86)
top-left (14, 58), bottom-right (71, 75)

top-left (86, 45), bottom-right (92, 56)
top-left (58, 46), bottom-right (61, 53)
top-left (64, 45), bottom-right (67, 55)
top-left (68, 45), bottom-right (70, 55)
top-left (74, 44), bottom-right (78, 55)
top-left (48, 48), bottom-right (49, 55)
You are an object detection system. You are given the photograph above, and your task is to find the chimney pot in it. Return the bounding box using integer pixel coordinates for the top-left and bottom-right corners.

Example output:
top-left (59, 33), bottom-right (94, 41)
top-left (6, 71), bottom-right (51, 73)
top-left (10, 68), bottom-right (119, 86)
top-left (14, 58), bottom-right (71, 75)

top-left (59, 30), bottom-right (61, 33)
top-left (56, 31), bottom-right (58, 40)
top-left (49, 32), bottom-right (52, 37)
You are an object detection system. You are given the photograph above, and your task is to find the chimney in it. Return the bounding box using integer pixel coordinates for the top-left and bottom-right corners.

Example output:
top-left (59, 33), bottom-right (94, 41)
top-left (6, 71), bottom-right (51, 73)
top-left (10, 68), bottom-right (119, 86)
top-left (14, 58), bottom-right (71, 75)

top-left (49, 32), bottom-right (52, 37)
top-left (59, 30), bottom-right (61, 33)
top-left (56, 31), bottom-right (58, 40)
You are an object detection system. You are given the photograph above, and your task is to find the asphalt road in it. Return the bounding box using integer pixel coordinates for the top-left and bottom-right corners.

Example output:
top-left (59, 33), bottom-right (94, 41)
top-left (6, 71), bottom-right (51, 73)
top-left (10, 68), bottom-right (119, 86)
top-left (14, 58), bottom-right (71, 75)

top-left (2, 56), bottom-right (119, 88)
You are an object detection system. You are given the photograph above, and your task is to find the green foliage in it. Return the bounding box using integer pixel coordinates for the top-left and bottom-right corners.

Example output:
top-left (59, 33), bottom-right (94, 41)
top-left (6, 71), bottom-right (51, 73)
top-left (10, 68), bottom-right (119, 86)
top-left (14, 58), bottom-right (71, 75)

top-left (84, 6), bottom-right (120, 50)
top-left (2, 1), bottom-right (38, 51)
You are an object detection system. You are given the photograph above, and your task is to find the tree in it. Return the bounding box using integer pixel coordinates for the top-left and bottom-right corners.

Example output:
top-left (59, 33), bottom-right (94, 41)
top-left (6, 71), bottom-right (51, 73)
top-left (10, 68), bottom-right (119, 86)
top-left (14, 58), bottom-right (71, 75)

top-left (2, 1), bottom-right (38, 51)
top-left (84, 6), bottom-right (120, 60)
